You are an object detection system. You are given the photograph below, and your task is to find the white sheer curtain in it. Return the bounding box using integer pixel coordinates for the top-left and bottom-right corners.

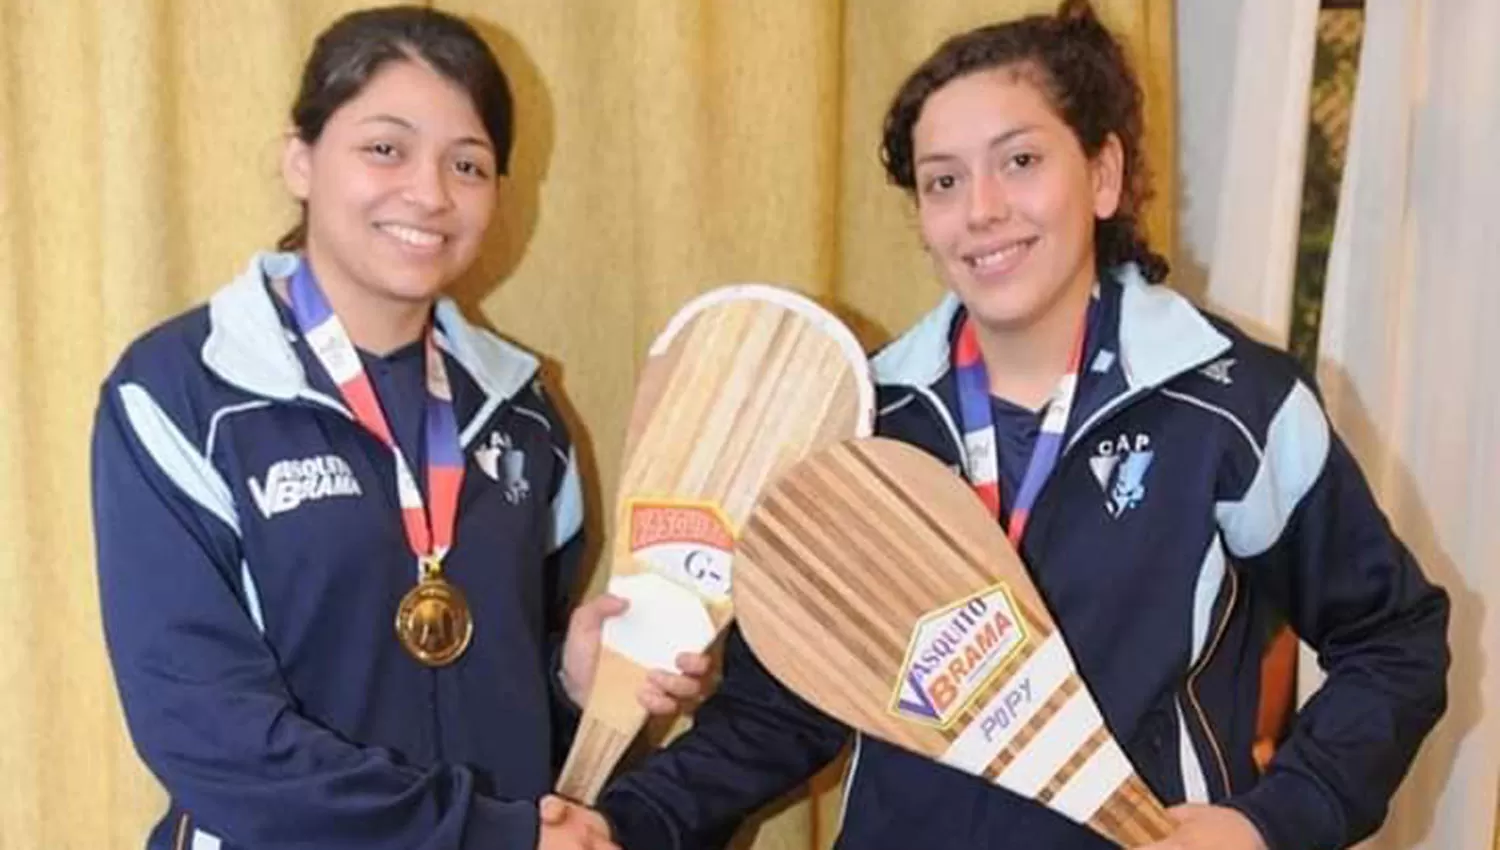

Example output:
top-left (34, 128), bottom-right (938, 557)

top-left (1320, 0), bottom-right (1500, 845)
top-left (1318, 1), bottom-right (1499, 848)
top-left (1201, 0), bottom-right (1319, 343)
top-left (1198, 0), bottom-right (1497, 845)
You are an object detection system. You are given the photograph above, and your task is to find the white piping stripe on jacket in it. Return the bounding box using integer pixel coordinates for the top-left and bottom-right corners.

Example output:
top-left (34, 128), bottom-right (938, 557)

top-left (240, 560), bottom-right (266, 634)
top-left (836, 733), bottom-right (865, 837)
top-left (204, 400), bottom-right (272, 458)
top-left (1159, 388), bottom-right (1263, 461)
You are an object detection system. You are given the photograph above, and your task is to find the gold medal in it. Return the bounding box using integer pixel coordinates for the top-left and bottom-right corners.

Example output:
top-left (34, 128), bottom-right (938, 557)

top-left (396, 557), bottom-right (474, 667)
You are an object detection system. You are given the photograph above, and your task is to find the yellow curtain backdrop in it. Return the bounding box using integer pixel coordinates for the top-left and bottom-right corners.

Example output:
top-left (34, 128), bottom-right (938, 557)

top-left (0, 1), bottom-right (1172, 848)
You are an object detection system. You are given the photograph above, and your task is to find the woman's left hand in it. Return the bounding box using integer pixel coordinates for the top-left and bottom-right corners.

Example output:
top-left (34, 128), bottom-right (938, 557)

top-left (559, 593), bottom-right (713, 714)
top-left (1137, 804), bottom-right (1269, 850)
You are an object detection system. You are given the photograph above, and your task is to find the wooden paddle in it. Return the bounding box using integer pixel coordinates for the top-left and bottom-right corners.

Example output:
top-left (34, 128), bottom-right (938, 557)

top-left (554, 284), bottom-right (875, 804)
top-left (733, 437), bottom-right (1175, 847)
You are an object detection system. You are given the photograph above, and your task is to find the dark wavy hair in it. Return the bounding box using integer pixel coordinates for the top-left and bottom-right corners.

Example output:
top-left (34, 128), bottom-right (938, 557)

top-left (277, 6), bottom-right (513, 251)
top-left (879, 0), bottom-right (1168, 283)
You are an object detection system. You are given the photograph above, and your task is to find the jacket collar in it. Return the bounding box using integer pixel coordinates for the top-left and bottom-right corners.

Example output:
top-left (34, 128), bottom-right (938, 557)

top-left (202, 252), bottom-right (539, 417)
top-left (870, 263), bottom-right (1231, 392)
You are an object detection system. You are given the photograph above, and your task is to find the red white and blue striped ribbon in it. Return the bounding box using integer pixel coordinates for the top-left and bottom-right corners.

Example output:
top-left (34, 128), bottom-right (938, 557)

top-left (288, 261), bottom-right (464, 572)
top-left (952, 301), bottom-right (1091, 546)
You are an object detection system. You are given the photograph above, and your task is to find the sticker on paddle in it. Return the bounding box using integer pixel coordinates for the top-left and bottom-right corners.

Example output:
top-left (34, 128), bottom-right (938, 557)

top-left (555, 284), bottom-right (874, 804)
top-left (733, 437), bottom-right (1175, 847)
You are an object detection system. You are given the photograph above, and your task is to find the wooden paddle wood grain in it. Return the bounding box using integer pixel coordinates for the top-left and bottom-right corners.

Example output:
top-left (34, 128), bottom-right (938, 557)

top-left (555, 285), bottom-right (873, 804)
top-left (734, 437), bottom-right (1175, 847)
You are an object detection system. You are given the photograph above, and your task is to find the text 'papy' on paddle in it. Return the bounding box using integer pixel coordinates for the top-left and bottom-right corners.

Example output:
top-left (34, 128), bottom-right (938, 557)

top-left (554, 284), bottom-right (875, 804)
top-left (733, 437), bottom-right (1175, 847)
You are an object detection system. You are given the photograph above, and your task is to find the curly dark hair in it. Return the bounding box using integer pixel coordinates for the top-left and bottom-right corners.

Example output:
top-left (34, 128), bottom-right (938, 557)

top-left (879, 0), bottom-right (1168, 283)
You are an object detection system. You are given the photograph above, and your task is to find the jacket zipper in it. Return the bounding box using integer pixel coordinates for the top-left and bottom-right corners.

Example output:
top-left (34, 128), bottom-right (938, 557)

top-left (1183, 564), bottom-right (1238, 796)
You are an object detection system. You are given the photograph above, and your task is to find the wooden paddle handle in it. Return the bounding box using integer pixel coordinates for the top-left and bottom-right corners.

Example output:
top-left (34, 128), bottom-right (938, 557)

top-left (554, 648), bottom-right (652, 804)
top-left (1091, 774), bottom-right (1176, 846)
top-left (555, 714), bottom-right (639, 804)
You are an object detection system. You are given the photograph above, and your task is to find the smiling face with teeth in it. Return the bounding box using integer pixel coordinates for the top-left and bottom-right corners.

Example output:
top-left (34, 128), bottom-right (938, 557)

top-left (911, 66), bottom-right (1122, 347)
top-left (282, 57), bottom-right (498, 350)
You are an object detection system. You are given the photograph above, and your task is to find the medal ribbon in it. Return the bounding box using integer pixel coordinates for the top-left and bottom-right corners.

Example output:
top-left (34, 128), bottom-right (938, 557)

top-left (952, 301), bottom-right (1091, 547)
top-left (287, 261), bottom-right (465, 575)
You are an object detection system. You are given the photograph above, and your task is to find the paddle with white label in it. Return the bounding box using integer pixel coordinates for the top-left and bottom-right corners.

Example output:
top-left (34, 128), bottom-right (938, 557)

top-left (554, 284), bottom-right (875, 804)
top-left (733, 437), bottom-right (1175, 847)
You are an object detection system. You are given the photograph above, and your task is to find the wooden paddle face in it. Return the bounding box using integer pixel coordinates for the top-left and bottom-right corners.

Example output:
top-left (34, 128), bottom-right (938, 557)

top-left (556, 284), bottom-right (873, 803)
top-left (733, 437), bottom-right (1173, 847)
